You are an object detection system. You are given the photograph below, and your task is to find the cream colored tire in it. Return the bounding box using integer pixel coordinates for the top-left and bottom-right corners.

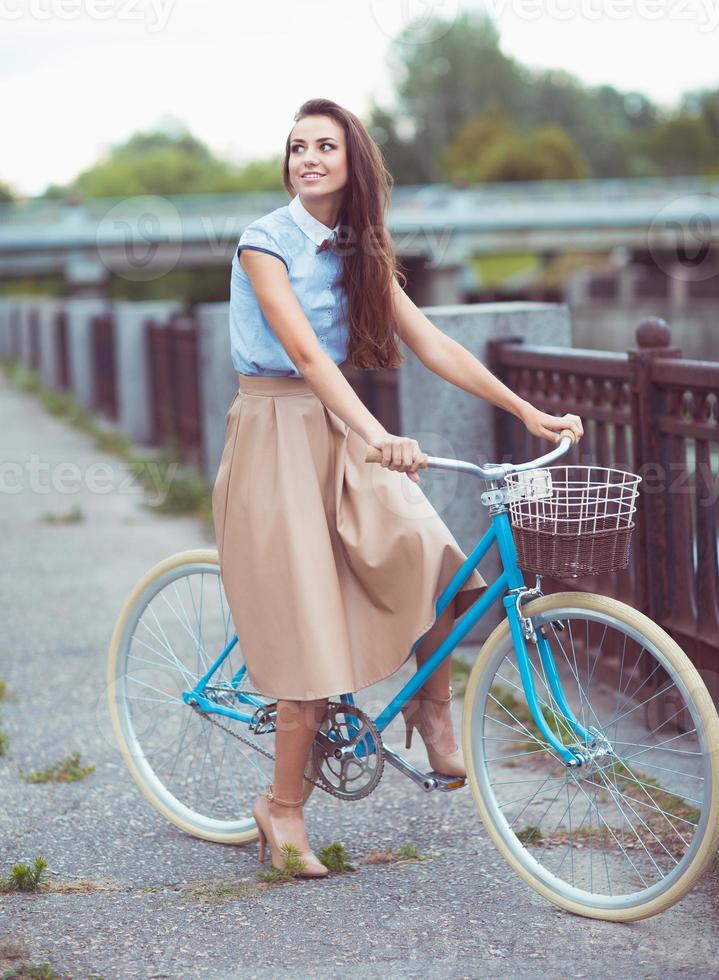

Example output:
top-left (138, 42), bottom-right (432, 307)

top-left (462, 592), bottom-right (719, 921)
top-left (107, 549), bottom-right (314, 845)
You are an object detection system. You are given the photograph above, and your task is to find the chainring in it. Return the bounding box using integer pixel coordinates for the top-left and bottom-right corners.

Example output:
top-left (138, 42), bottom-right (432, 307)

top-left (195, 691), bottom-right (384, 802)
top-left (311, 701), bottom-right (384, 801)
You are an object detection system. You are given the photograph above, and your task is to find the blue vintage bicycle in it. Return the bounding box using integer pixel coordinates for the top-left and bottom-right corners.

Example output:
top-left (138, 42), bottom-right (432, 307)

top-left (107, 430), bottom-right (719, 921)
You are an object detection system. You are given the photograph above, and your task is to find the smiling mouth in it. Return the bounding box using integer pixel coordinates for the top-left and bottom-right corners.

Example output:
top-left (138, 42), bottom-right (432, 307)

top-left (301, 173), bottom-right (325, 180)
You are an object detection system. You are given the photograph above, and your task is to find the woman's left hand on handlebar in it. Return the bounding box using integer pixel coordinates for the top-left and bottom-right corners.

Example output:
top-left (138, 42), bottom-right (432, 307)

top-left (521, 406), bottom-right (584, 445)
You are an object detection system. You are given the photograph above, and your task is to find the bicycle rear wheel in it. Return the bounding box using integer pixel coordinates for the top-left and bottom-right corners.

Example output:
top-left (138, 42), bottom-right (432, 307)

top-left (107, 549), bottom-right (314, 844)
top-left (463, 592), bottom-right (719, 920)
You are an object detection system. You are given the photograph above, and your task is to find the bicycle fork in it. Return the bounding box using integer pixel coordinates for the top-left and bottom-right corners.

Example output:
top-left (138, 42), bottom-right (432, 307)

top-left (504, 589), bottom-right (601, 768)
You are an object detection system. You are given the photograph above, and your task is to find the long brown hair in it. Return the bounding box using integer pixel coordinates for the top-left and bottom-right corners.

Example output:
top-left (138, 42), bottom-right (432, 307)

top-left (282, 98), bottom-right (407, 371)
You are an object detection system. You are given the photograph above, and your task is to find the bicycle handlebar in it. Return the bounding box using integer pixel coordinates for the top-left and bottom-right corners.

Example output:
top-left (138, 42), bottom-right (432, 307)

top-left (364, 428), bottom-right (576, 481)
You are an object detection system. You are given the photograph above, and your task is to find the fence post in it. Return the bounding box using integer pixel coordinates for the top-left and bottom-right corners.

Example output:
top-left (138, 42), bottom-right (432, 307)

top-left (627, 317), bottom-right (681, 620)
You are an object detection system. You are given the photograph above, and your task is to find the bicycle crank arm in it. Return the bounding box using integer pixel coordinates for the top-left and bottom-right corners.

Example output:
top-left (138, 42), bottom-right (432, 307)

top-left (383, 745), bottom-right (466, 792)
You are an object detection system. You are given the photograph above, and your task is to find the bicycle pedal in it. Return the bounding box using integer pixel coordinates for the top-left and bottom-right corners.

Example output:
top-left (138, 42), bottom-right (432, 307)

top-left (429, 772), bottom-right (467, 791)
top-left (250, 702), bottom-right (277, 735)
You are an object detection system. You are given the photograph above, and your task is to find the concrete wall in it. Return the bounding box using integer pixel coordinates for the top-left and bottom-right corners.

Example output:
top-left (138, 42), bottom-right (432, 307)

top-left (37, 300), bottom-right (64, 390)
top-left (399, 301), bottom-right (572, 643)
top-left (114, 300), bottom-right (181, 444)
top-left (0, 294), bottom-right (573, 651)
top-left (65, 297), bottom-right (113, 410)
top-left (195, 302), bottom-right (238, 482)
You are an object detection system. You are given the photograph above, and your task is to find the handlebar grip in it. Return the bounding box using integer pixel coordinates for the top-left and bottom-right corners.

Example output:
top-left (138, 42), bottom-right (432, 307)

top-left (559, 428), bottom-right (577, 444)
top-left (365, 446), bottom-right (429, 467)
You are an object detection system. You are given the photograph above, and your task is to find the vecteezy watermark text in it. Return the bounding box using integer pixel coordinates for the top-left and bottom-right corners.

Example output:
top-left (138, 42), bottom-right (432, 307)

top-left (0, 454), bottom-right (179, 507)
top-left (485, 0), bottom-right (719, 31)
top-left (0, 0), bottom-right (176, 32)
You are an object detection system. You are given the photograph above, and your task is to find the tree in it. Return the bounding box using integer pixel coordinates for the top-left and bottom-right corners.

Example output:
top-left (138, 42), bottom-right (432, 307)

top-left (637, 113), bottom-right (716, 176)
top-left (371, 9), bottom-right (525, 184)
top-left (441, 110), bottom-right (589, 183)
top-left (0, 180), bottom-right (16, 203)
top-left (45, 123), bottom-right (286, 199)
top-left (438, 105), bottom-right (514, 184)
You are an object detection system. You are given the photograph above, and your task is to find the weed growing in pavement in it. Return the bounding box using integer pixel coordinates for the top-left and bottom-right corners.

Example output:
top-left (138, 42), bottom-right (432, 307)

top-left (19, 752), bottom-right (95, 784)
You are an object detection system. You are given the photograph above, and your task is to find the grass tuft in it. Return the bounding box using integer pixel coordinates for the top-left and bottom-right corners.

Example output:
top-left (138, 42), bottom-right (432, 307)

top-left (515, 825), bottom-right (543, 845)
top-left (0, 857), bottom-right (48, 893)
top-left (40, 505), bottom-right (84, 524)
top-left (359, 843), bottom-right (433, 865)
top-left (255, 842), bottom-right (308, 883)
top-left (317, 841), bottom-right (356, 874)
top-left (1, 360), bottom-right (214, 524)
top-left (19, 752), bottom-right (95, 784)
top-left (183, 878), bottom-right (265, 901)
top-left (1, 963), bottom-right (60, 979)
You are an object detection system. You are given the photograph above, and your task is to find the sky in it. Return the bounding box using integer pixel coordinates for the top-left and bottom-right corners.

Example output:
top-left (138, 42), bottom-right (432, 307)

top-left (3, 0), bottom-right (719, 197)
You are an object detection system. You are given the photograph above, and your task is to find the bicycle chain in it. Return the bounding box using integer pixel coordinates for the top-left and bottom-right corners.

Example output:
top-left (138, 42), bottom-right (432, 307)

top-left (191, 696), bottom-right (381, 801)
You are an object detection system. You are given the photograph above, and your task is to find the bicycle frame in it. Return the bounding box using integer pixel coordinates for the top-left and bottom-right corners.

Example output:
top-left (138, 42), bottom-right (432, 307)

top-left (183, 498), bottom-right (592, 769)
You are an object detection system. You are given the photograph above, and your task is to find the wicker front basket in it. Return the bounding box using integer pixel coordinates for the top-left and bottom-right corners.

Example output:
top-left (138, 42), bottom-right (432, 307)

top-left (512, 520), bottom-right (636, 579)
top-left (505, 465), bottom-right (641, 578)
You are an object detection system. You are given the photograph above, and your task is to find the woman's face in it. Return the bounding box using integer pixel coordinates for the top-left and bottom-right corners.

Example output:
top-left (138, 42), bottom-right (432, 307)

top-left (288, 114), bottom-right (347, 201)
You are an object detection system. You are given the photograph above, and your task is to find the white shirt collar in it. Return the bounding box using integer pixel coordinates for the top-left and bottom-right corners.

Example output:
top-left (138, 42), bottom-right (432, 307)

top-left (288, 193), bottom-right (340, 247)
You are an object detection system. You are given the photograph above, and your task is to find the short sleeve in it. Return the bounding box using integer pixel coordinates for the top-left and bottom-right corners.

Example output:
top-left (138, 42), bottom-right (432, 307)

top-left (237, 223), bottom-right (290, 271)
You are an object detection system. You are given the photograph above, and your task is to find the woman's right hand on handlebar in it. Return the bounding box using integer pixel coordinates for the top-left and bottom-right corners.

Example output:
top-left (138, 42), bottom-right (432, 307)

top-left (368, 430), bottom-right (426, 484)
top-left (520, 406), bottom-right (584, 446)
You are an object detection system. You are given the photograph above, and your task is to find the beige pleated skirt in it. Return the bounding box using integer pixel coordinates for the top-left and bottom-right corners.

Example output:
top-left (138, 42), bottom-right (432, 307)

top-left (211, 373), bottom-right (487, 701)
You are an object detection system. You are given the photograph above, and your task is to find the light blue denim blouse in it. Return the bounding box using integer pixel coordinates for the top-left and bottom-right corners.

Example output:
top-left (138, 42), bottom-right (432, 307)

top-left (229, 193), bottom-right (348, 376)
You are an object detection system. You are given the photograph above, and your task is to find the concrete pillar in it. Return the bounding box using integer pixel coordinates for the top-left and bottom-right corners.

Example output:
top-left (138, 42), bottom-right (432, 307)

top-left (0, 300), bottom-right (13, 359)
top-left (114, 300), bottom-right (181, 445)
top-left (18, 300), bottom-right (37, 368)
top-left (398, 301), bottom-right (572, 642)
top-left (65, 297), bottom-right (112, 411)
top-left (37, 300), bottom-right (64, 390)
top-left (195, 302), bottom-right (237, 481)
top-left (407, 262), bottom-right (464, 307)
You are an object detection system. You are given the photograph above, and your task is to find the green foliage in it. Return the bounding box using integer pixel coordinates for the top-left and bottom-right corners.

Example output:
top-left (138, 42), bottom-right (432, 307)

top-left (1, 964), bottom-right (59, 979)
top-left (1, 857), bottom-right (48, 893)
top-left (1, 361), bottom-right (213, 520)
top-left (515, 825), bottom-right (543, 845)
top-left (317, 841), bottom-right (356, 873)
top-left (19, 752), bottom-right (95, 784)
top-left (52, 122), bottom-right (285, 200)
top-left (0, 179), bottom-right (17, 203)
top-left (369, 7), bottom-right (719, 182)
top-left (40, 505), bottom-right (84, 525)
top-left (359, 843), bottom-right (432, 864)
top-left (255, 842), bottom-right (309, 883)
top-left (442, 108), bottom-right (589, 183)
top-left (184, 877), bottom-right (263, 901)
top-left (0, 681), bottom-right (7, 700)
top-left (0, 727), bottom-right (8, 756)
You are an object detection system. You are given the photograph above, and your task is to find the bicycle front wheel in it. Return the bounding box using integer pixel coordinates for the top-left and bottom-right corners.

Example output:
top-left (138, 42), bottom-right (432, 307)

top-left (463, 592), bottom-right (719, 921)
top-left (107, 549), bottom-right (314, 844)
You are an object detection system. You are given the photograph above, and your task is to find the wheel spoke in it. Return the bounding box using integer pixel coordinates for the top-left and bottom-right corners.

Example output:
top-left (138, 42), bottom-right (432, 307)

top-left (472, 600), bottom-right (717, 915)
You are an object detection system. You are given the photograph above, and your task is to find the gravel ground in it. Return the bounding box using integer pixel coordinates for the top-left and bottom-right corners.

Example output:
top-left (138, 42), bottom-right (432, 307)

top-left (1, 373), bottom-right (718, 979)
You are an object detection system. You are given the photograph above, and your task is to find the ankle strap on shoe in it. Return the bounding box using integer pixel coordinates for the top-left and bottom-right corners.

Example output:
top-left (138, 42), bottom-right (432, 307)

top-left (265, 784), bottom-right (304, 807)
top-left (418, 685), bottom-right (453, 703)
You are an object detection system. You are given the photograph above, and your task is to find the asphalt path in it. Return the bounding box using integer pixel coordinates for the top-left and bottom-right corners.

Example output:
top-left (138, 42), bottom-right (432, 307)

top-left (1, 373), bottom-right (718, 979)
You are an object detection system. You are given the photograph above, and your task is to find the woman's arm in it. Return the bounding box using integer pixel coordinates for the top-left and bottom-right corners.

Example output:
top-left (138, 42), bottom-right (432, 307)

top-left (391, 279), bottom-right (583, 444)
top-left (240, 250), bottom-right (388, 445)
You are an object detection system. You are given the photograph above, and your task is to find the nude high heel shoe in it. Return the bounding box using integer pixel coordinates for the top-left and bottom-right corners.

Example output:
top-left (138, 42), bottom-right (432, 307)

top-left (252, 784), bottom-right (329, 878)
top-left (400, 685), bottom-right (467, 778)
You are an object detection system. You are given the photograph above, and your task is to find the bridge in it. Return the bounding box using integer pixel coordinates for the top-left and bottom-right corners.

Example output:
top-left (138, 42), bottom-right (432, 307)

top-left (1, 177), bottom-right (718, 303)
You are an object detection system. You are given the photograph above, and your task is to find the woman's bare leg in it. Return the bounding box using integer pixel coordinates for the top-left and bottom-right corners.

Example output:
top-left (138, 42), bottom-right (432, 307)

top-left (267, 697), bottom-right (328, 849)
top-left (412, 601), bottom-right (460, 755)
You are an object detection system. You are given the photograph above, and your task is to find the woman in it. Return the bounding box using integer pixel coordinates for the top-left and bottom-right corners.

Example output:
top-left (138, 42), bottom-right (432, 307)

top-left (212, 98), bottom-right (583, 878)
